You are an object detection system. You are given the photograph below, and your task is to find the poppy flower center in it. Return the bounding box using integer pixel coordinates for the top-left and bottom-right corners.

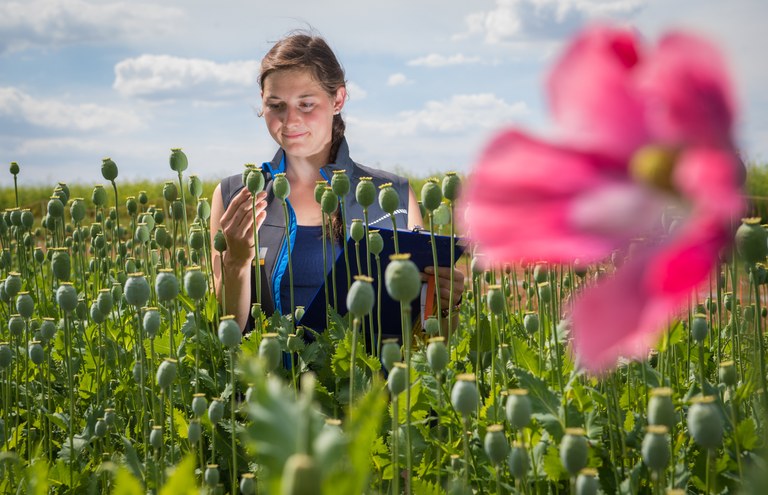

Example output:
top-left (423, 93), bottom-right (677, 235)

top-left (629, 145), bottom-right (680, 194)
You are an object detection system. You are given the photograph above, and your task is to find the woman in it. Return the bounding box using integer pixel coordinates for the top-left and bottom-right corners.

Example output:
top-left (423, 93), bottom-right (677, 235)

top-left (210, 32), bottom-right (463, 335)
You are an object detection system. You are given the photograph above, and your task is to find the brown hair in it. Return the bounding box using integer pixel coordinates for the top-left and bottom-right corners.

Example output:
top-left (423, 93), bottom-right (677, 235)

top-left (260, 32), bottom-right (347, 162)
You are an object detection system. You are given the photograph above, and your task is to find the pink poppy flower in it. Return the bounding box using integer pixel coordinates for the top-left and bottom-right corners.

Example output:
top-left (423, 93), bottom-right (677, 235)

top-left (460, 26), bottom-right (745, 372)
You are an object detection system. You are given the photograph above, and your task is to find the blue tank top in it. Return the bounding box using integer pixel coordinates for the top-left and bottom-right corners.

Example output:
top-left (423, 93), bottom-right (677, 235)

top-left (279, 225), bottom-right (337, 313)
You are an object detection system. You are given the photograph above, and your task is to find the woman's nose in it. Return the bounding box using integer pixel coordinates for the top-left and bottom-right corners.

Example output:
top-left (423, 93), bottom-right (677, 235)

top-left (283, 106), bottom-right (301, 125)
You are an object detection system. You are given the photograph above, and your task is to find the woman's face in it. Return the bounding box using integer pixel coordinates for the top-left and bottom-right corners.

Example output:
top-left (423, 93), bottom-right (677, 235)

top-left (261, 68), bottom-right (345, 164)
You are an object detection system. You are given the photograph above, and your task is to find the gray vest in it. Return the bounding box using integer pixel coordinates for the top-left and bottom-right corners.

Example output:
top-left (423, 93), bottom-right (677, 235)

top-left (220, 138), bottom-right (410, 330)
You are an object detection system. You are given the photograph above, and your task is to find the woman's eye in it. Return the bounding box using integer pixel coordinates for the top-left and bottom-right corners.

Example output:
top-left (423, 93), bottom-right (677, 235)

top-left (266, 103), bottom-right (283, 111)
top-left (299, 102), bottom-right (315, 111)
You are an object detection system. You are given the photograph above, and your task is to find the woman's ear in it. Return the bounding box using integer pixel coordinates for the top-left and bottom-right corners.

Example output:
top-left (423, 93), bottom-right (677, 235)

top-left (333, 86), bottom-right (347, 114)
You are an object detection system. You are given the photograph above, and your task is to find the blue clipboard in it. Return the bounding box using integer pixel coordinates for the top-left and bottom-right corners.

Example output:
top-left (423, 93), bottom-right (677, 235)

top-left (298, 227), bottom-right (466, 341)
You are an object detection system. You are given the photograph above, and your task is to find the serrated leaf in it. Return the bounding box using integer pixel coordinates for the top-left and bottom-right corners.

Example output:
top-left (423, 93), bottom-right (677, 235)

top-left (542, 443), bottom-right (565, 481)
top-left (160, 455), bottom-right (198, 495)
top-left (736, 417), bottom-right (758, 450)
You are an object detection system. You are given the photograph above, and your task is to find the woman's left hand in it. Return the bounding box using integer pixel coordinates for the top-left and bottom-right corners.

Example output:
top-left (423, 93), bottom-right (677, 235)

top-left (422, 266), bottom-right (465, 312)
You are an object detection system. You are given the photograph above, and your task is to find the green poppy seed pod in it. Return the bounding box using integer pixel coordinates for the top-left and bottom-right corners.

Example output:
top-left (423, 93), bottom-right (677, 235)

top-left (56, 283), bottom-right (78, 312)
top-left (426, 337), bottom-right (448, 373)
top-left (143, 308), bottom-right (161, 338)
top-left (124, 273), bottom-right (150, 307)
top-left (418, 201), bottom-right (427, 220)
top-left (560, 428), bottom-right (588, 475)
top-left (40, 318), bottom-right (56, 341)
top-left (163, 180), bottom-right (179, 203)
top-left (93, 418), bottom-right (107, 438)
top-left (735, 218), bottom-right (767, 264)
top-left (240, 474), bottom-right (256, 495)
top-left (75, 298), bottom-right (87, 321)
top-left (350, 219), bottom-right (364, 242)
top-left (281, 453), bottom-right (321, 495)
top-left (648, 387), bottom-right (675, 430)
top-left (487, 285), bottom-right (505, 315)
top-left (9, 209), bottom-right (21, 226)
top-left (507, 443), bottom-right (529, 478)
top-left (103, 408), bottom-right (116, 427)
top-left (96, 289), bottom-right (113, 315)
top-left (259, 333), bottom-right (281, 372)
top-left (4, 273), bottom-right (21, 297)
top-left (719, 361), bottom-right (737, 387)
top-left (641, 425), bottom-right (670, 472)
top-left (137, 190), bottom-right (148, 206)
top-left (156, 358), bottom-right (177, 389)
top-left (135, 223), bottom-right (150, 245)
top-left (208, 399), bottom-right (224, 424)
top-left (212, 229), bottom-right (228, 253)
top-left (294, 306), bottom-right (305, 322)
top-left (523, 312), bottom-right (539, 334)
top-left (10, 161), bottom-right (19, 175)
top-left (537, 282), bottom-right (551, 304)
top-left (153, 208), bottom-right (165, 224)
top-left (170, 148), bottom-right (188, 173)
top-left (188, 228), bottom-right (205, 250)
top-left (197, 198), bottom-right (211, 221)
top-left (187, 419), bottom-right (202, 443)
top-left (250, 304), bottom-right (262, 322)
top-left (154, 269), bottom-right (179, 302)
top-left (184, 266), bottom-right (207, 301)
top-left (575, 469), bottom-right (599, 495)
top-left (15, 292), bottom-right (34, 319)
top-left (690, 313), bottom-right (708, 343)
top-left (20, 210), bottom-right (33, 230)
top-left (218, 316), bottom-right (242, 348)
top-left (141, 211), bottom-right (155, 231)
top-left (387, 362), bottom-right (408, 396)
top-left (192, 393), bottom-right (208, 417)
top-left (246, 169), bottom-right (265, 195)
top-left (451, 374), bottom-right (478, 416)
top-left (188, 175), bottom-right (203, 198)
top-left (90, 302), bottom-right (105, 324)
top-left (331, 170), bottom-right (350, 197)
top-left (484, 424), bottom-right (510, 465)
top-left (125, 196), bottom-right (137, 216)
top-left (378, 183), bottom-right (399, 214)
top-left (355, 177), bottom-right (376, 208)
top-left (533, 264), bottom-right (548, 284)
top-left (744, 304), bottom-right (755, 322)
top-left (385, 254), bottom-right (421, 303)
top-left (313, 180), bottom-right (326, 204)
top-left (381, 338), bottom-right (400, 371)
top-left (273, 173), bottom-right (290, 201)
top-left (687, 396), bottom-right (723, 449)
top-left (47, 196), bottom-right (64, 218)
top-left (442, 172), bottom-right (461, 202)
top-left (347, 275), bottom-right (375, 317)
top-left (51, 250), bottom-right (71, 281)
top-left (505, 389), bottom-right (532, 430)
top-left (101, 157), bottom-right (118, 181)
top-left (242, 165), bottom-right (255, 187)
top-left (171, 200), bottom-right (184, 221)
top-left (8, 315), bottom-right (24, 336)
top-left (34, 247), bottom-right (44, 264)
top-left (320, 187), bottom-right (338, 215)
top-left (433, 203), bottom-right (450, 226)
top-left (424, 316), bottom-right (440, 336)
top-left (67, 198), bottom-right (85, 223)
top-left (204, 465), bottom-right (220, 487)
top-left (0, 344), bottom-right (11, 368)
top-left (287, 333), bottom-right (303, 352)
top-left (154, 225), bottom-right (168, 248)
top-left (421, 179), bottom-right (442, 212)
top-left (368, 230), bottom-right (383, 256)
top-left (92, 185), bottom-right (107, 206)
top-left (148, 426), bottom-right (163, 450)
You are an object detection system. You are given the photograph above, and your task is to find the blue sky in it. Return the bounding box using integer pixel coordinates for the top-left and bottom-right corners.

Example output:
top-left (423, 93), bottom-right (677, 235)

top-left (0, 0), bottom-right (766, 187)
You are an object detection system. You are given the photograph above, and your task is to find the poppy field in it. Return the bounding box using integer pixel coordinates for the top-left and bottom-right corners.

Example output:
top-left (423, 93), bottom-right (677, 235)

top-left (0, 150), bottom-right (766, 495)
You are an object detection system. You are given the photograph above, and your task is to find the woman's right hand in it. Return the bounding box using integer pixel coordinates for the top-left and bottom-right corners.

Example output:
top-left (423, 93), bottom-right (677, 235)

top-left (218, 188), bottom-right (268, 265)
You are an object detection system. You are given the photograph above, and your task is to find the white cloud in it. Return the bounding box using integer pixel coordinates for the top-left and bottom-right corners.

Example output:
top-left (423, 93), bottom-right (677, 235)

top-left (0, 86), bottom-right (142, 132)
top-left (350, 93), bottom-right (529, 136)
top-left (456, 0), bottom-right (646, 44)
top-left (0, 0), bottom-right (183, 53)
top-left (387, 73), bottom-right (411, 86)
top-left (346, 81), bottom-right (367, 100)
top-left (407, 53), bottom-right (483, 68)
top-left (114, 55), bottom-right (260, 100)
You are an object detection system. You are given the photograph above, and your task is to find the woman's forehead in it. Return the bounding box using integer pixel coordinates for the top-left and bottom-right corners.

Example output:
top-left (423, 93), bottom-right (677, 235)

top-left (262, 68), bottom-right (324, 97)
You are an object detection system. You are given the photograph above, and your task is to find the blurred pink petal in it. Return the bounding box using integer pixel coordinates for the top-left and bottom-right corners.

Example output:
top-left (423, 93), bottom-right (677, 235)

top-left (548, 26), bottom-right (648, 160)
top-left (461, 24), bottom-right (744, 373)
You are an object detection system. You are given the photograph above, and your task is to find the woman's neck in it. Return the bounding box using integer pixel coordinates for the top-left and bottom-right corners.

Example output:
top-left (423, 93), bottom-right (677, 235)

top-left (285, 151), bottom-right (330, 186)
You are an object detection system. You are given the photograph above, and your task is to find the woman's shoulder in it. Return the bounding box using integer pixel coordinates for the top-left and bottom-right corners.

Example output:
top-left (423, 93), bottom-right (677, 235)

top-left (351, 161), bottom-right (409, 188)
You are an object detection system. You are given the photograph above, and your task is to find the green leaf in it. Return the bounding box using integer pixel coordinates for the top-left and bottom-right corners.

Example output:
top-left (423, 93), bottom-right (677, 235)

top-left (542, 442), bottom-right (565, 481)
top-left (736, 417), bottom-right (758, 451)
top-left (160, 455), bottom-right (198, 495)
top-left (113, 468), bottom-right (144, 495)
